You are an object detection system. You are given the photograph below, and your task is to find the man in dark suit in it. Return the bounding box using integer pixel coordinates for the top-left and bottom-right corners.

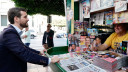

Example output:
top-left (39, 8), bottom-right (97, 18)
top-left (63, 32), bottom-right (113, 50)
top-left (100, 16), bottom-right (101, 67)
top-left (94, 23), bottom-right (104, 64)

top-left (0, 7), bottom-right (59, 72)
top-left (42, 24), bottom-right (54, 49)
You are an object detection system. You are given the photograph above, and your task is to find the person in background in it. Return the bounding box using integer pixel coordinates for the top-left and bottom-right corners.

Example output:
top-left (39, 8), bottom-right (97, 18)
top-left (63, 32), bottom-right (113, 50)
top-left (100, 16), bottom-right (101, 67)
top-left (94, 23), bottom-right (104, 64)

top-left (0, 7), bottom-right (59, 72)
top-left (23, 26), bottom-right (31, 47)
top-left (92, 23), bottom-right (128, 51)
top-left (42, 24), bottom-right (54, 49)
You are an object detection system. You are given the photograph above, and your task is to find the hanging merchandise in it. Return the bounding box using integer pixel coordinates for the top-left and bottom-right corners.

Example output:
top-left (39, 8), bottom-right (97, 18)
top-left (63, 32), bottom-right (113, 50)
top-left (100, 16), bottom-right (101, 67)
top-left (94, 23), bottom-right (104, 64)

top-left (100, 0), bottom-right (114, 8)
top-left (114, 0), bottom-right (127, 12)
top-left (90, 0), bottom-right (100, 11)
top-left (81, 0), bottom-right (90, 18)
top-left (113, 11), bottom-right (128, 24)
top-left (105, 11), bottom-right (113, 25)
top-left (68, 34), bottom-right (79, 52)
top-left (87, 28), bottom-right (98, 37)
top-left (90, 14), bottom-right (97, 25)
top-left (95, 13), bottom-right (104, 25)
top-left (90, 12), bottom-right (104, 25)
top-left (99, 12), bottom-right (104, 25)
top-left (80, 36), bottom-right (86, 50)
top-left (74, 20), bottom-right (89, 35)
top-left (65, 0), bottom-right (74, 34)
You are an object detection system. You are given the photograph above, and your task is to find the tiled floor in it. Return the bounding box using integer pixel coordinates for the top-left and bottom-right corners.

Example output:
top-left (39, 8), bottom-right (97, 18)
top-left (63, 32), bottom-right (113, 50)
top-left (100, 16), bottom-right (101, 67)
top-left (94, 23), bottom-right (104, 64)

top-left (26, 36), bottom-right (67, 72)
top-left (27, 63), bottom-right (53, 72)
top-left (27, 39), bottom-right (53, 72)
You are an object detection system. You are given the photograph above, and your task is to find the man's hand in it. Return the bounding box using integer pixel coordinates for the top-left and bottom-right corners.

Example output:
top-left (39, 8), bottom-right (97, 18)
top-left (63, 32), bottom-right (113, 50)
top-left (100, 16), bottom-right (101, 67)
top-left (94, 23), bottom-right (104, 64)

top-left (51, 56), bottom-right (60, 63)
top-left (22, 35), bottom-right (27, 39)
top-left (40, 49), bottom-right (47, 55)
top-left (43, 44), bottom-right (48, 49)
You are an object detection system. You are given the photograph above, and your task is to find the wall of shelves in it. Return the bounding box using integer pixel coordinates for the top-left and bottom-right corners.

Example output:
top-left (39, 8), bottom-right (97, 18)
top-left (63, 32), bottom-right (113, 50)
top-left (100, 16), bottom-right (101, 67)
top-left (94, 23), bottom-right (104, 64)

top-left (89, 1), bottom-right (128, 35)
top-left (74, 0), bottom-right (128, 36)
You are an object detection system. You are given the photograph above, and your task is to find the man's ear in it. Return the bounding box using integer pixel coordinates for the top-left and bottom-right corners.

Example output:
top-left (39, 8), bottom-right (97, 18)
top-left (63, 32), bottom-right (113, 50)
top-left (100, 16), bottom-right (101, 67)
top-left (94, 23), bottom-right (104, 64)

top-left (14, 16), bottom-right (19, 22)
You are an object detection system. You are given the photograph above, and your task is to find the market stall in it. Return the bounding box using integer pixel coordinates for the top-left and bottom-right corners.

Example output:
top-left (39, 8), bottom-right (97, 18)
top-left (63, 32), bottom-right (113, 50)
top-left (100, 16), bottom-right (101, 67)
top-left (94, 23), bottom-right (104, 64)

top-left (46, 0), bottom-right (128, 72)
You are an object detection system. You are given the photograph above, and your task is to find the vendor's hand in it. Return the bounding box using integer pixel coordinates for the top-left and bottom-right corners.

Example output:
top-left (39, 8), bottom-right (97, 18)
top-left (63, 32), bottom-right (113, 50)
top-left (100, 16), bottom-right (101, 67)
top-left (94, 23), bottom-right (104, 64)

top-left (91, 47), bottom-right (98, 51)
top-left (109, 51), bottom-right (114, 53)
top-left (51, 56), bottom-right (60, 63)
top-left (43, 44), bottom-right (46, 48)
top-left (109, 51), bottom-right (120, 57)
top-left (40, 49), bottom-right (47, 55)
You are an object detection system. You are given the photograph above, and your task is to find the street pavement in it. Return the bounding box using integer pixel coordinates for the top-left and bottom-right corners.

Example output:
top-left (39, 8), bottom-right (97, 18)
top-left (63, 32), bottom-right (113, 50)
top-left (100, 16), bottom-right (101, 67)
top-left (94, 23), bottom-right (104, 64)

top-left (26, 35), bottom-right (67, 72)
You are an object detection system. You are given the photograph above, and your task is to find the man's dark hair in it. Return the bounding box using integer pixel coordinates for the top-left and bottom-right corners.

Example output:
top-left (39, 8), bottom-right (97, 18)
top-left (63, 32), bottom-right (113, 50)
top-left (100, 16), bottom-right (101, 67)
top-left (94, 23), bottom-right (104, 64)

top-left (8, 7), bottom-right (27, 24)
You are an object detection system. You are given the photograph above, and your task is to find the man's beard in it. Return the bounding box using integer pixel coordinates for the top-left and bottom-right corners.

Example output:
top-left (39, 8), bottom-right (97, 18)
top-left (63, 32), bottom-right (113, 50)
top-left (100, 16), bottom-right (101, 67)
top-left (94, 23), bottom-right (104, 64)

top-left (20, 23), bottom-right (28, 28)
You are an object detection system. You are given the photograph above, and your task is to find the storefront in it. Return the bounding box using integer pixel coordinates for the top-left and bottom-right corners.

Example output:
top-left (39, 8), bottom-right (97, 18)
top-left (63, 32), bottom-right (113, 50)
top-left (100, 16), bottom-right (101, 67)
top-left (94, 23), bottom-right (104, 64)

top-left (46, 0), bottom-right (128, 72)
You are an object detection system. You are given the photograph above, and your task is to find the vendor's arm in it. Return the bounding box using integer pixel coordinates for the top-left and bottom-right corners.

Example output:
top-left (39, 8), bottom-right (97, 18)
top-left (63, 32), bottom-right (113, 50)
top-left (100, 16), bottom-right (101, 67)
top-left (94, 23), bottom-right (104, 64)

top-left (93, 44), bottom-right (109, 51)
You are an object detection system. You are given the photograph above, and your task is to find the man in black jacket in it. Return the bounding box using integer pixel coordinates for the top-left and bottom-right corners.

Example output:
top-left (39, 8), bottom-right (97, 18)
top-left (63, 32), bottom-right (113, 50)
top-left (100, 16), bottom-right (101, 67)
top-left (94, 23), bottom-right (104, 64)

top-left (42, 24), bottom-right (54, 49)
top-left (0, 7), bottom-right (59, 72)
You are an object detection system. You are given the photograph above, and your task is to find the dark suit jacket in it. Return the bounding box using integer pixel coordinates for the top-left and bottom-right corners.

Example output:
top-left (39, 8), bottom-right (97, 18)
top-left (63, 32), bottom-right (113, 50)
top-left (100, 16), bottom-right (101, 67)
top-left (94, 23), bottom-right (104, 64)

top-left (42, 29), bottom-right (54, 47)
top-left (0, 25), bottom-right (48, 72)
